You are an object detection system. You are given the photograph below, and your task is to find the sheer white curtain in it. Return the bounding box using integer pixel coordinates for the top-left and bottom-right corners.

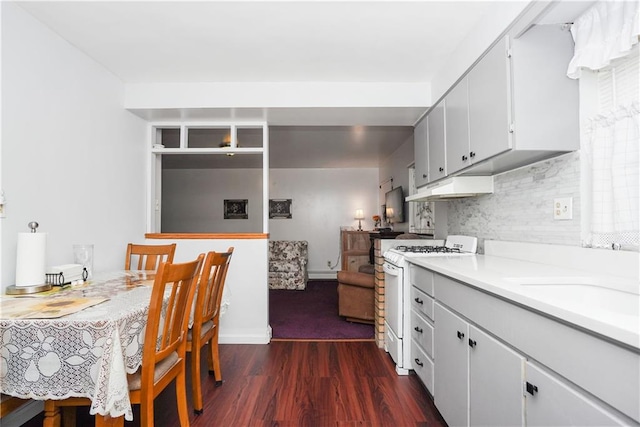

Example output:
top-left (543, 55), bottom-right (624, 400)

top-left (568, 0), bottom-right (640, 250)
top-left (584, 98), bottom-right (639, 248)
top-left (567, 0), bottom-right (639, 78)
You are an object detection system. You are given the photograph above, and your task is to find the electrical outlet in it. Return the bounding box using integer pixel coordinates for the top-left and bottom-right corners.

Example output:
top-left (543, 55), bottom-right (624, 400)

top-left (554, 197), bottom-right (573, 220)
top-left (327, 261), bottom-right (331, 268)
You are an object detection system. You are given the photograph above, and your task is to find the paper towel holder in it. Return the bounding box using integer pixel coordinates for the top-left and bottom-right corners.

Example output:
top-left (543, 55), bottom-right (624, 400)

top-left (6, 221), bottom-right (52, 295)
top-left (5, 282), bottom-right (51, 295)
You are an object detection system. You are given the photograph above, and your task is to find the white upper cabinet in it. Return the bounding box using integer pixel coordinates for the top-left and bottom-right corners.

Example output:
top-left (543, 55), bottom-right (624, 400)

top-left (427, 100), bottom-right (447, 183)
top-left (464, 25), bottom-right (579, 176)
top-left (445, 77), bottom-right (472, 175)
top-left (467, 35), bottom-right (511, 168)
top-left (414, 117), bottom-right (429, 188)
top-left (417, 24), bottom-right (579, 184)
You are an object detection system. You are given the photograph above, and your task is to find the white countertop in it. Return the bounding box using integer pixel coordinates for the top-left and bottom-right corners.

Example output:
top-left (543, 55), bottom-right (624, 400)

top-left (407, 254), bottom-right (640, 350)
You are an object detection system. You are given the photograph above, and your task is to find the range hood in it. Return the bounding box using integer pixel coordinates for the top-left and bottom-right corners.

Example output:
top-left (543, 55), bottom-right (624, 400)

top-left (406, 176), bottom-right (494, 202)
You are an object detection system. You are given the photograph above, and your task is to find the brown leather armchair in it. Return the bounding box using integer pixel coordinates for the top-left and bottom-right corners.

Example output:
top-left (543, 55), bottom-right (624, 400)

top-left (337, 269), bottom-right (375, 324)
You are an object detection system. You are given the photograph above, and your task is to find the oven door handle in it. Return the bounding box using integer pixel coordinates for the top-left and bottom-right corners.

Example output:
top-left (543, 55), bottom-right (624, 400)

top-left (383, 263), bottom-right (400, 276)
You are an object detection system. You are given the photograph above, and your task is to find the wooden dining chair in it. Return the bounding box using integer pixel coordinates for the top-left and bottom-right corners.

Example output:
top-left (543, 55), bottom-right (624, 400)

top-left (0, 394), bottom-right (29, 419)
top-left (186, 247), bottom-right (234, 415)
top-left (125, 243), bottom-right (177, 271)
top-left (46, 254), bottom-right (204, 427)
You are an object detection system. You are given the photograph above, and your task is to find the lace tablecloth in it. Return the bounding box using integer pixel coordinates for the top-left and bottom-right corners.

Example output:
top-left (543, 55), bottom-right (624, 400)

top-left (0, 271), bottom-right (157, 421)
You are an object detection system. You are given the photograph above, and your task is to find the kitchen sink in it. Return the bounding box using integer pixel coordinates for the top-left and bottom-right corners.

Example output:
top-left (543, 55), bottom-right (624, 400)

top-left (505, 280), bottom-right (640, 316)
top-left (505, 276), bottom-right (596, 286)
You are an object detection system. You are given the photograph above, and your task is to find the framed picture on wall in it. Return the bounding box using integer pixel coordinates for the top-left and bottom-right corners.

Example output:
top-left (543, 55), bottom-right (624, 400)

top-left (224, 199), bottom-right (248, 219)
top-left (269, 199), bottom-right (292, 219)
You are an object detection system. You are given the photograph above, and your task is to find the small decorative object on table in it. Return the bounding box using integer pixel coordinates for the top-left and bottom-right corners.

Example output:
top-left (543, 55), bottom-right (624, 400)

top-left (46, 264), bottom-right (88, 285)
top-left (373, 215), bottom-right (381, 228)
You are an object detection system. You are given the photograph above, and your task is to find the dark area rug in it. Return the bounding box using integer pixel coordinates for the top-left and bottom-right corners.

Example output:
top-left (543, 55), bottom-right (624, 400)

top-left (269, 280), bottom-right (375, 340)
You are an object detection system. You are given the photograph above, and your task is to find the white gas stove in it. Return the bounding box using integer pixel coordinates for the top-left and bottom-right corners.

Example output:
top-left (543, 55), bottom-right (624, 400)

top-left (383, 235), bottom-right (478, 266)
top-left (382, 235), bottom-right (478, 375)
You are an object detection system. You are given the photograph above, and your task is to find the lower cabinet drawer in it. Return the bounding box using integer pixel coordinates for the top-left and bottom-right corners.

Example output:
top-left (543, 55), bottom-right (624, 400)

top-left (412, 338), bottom-right (434, 396)
top-left (410, 309), bottom-right (434, 359)
top-left (411, 286), bottom-right (434, 321)
top-left (410, 264), bottom-right (434, 296)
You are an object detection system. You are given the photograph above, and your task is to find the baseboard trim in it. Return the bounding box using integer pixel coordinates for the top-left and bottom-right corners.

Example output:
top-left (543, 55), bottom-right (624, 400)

top-left (309, 271), bottom-right (337, 280)
top-left (219, 329), bottom-right (271, 344)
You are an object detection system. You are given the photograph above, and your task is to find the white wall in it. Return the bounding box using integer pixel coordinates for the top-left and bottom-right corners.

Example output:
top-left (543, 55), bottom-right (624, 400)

top-left (162, 169), bottom-right (264, 233)
top-left (148, 237), bottom-right (270, 344)
top-left (430, 1), bottom-right (532, 103)
top-left (160, 167), bottom-right (379, 276)
top-left (0, 3), bottom-right (148, 289)
top-left (378, 135), bottom-right (414, 234)
top-left (269, 168), bottom-right (378, 275)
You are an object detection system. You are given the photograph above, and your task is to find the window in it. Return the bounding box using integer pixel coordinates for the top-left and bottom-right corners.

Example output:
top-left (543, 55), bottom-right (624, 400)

top-left (581, 46), bottom-right (639, 250)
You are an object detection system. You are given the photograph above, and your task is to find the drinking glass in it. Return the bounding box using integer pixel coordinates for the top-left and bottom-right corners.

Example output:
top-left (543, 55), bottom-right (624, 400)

top-left (73, 244), bottom-right (94, 279)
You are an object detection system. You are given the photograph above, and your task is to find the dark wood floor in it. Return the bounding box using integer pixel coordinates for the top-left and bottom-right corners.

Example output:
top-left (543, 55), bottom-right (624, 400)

top-left (23, 341), bottom-right (446, 426)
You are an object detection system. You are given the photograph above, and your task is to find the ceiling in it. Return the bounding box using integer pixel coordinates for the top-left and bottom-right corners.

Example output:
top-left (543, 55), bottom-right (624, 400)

top-left (15, 1), bottom-right (590, 168)
top-left (17, 1), bottom-right (496, 84)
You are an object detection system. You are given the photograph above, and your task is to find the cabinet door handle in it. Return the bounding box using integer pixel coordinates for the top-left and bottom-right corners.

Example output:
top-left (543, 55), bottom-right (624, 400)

top-left (414, 358), bottom-right (424, 367)
top-left (525, 382), bottom-right (538, 396)
top-left (439, 167), bottom-right (444, 173)
top-left (468, 338), bottom-right (477, 348)
top-left (414, 297), bottom-right (423, 305)
top-left (422, 173), bottom-right (427, 178)
top-left (456, 331), bottom-right (465, 340)
top-left (470, 151), bottom-right (476, 158)
top-left (462, 155), bottom-right (468, 161)
top-left (414, 326), bottom-right (423, 334)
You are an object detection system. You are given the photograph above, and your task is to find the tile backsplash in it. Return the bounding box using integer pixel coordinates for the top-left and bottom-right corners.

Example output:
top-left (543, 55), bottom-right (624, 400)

top-left (447, 152), bottom-right (581, 253)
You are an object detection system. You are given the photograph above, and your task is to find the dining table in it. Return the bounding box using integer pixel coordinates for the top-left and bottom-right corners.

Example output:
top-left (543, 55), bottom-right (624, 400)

top-left (0, 270), bottom-right (160, 426)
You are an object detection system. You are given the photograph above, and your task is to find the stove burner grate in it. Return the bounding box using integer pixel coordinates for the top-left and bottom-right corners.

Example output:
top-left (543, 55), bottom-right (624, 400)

top-left (394, 245), bottom-right (461, 254)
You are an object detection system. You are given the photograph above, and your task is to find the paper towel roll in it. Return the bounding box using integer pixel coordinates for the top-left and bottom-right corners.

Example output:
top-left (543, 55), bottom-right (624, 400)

top-left (15, 232), bottom-right (47, 286)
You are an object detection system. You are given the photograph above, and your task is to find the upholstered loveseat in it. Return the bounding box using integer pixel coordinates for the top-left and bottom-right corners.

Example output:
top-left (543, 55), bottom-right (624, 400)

top-left (268, 240), bottom-right (309, 290)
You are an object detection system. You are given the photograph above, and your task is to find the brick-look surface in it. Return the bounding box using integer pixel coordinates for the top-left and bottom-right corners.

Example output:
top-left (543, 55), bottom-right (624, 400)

top-left (374, 239), bottom-right (386, 348)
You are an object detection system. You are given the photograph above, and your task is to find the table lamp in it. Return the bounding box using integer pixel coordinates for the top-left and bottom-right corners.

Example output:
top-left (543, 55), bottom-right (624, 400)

top-left (354, 209), bottom-right (365, 231)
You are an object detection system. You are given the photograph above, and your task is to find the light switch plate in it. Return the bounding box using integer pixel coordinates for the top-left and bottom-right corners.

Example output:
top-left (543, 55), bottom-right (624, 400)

top-left (554, 197), bottom-right (573, 220)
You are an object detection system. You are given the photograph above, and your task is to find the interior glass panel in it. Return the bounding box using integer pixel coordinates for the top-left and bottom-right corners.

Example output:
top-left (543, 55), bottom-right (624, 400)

top-left (187, 128), bottom-right (230, 148)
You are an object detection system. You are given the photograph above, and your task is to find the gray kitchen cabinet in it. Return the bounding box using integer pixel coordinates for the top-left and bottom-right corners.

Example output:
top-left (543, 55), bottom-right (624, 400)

top-left (422, 24), bottom-right (578, 183)
top-left (525, 362), bottom-right (628, 426)
top-left (464, 24), bottom-right (579, 176)
top-left (434, 302), bottom-right (525, 427)
top-left (445, 77), bottom-right (472, 175)
top-left (414, 117), bottom-right (429, 188)
top-left (432, 271), bottom-right (639, 426)
top-left (410, 264), bottom-right (435, 394)
top-left (434, 302), bottom-right (469, 427)
top-left (427, 100), bottom-right (447, 182)
top-left (466, 35), bottom-right (511, 168)
top-left (468, 325), bottom-right (525, 427)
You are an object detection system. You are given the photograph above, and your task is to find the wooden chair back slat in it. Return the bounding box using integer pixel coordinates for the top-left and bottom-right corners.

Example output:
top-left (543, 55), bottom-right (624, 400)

top-left (125, 243), bottom-right (177, 272)
top-left (142, 254), bottom-right (203, 386)
top-left (194, 248), bottom-right (234, 327)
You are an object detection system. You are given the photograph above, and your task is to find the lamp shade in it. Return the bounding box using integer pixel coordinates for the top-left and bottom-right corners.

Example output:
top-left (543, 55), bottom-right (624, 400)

top-left (354, 209), bottom-right (364, 220)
